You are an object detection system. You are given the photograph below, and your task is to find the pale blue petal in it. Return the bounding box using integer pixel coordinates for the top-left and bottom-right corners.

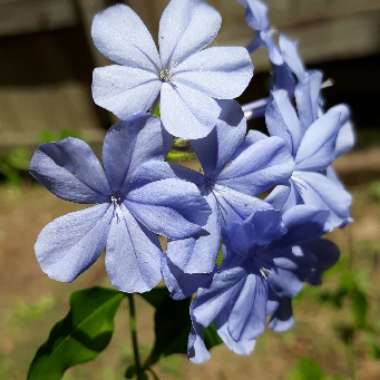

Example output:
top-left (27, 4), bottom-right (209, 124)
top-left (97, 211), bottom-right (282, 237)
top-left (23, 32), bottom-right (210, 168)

top-left (105, 204), bottom-right (162, 293)
top-left (268, 298), bottom-right (294, 332)
top-left (272, 63), bottom-right (296, 93)
top-left (295, 105), bottom-right (350, 171)
top-left (92, 65), bottom-right (161, 120)
top-left (188, 306), bottom-right (211, 363)
top-left (217, 323), bottom-right (256, 355)
top-left (30, 138), bottom-right (110, 204)
top-left (292, 171), bottom-right (352, 230)
top-left (91, 4), bottom-right (160, 71)
top-left (326, 166), bottom-right (345, 189)
top-left (335, 119), bottom-right (355, 158)
top-left (188, 329), bottom-right (211, 364)
top-left (259, 30), bottom-right (284, 66)
top-left (281, 205), bottom-right (328, 243)
top-left (162, 256), bottom-right (212, 300)
top-left (129, 160), bottom-right (204, 191)
top-left (191, 100), bottom-right (246, 176)
top-left (243, 0), bottom-right (269, 31)
top-left (102, 116), bottom-right (164, 193)
top-left (228, 275), bottom-right (267, 341)
top-left (125, 178), bottom-right (211, 239)
top-left (35, 204), bottom-right (113, 282)
top-left (167, 193), bottom-right (220, 274)
top-left (278, 34), bottom-right (306, 81)
top-left (159, 0), bottom-right (221, 68)
top-left (266, 182), bottom-right (301, 211)
top-left (267, 267), bottom-right (303, 298)
top-left (193, 267), bottom-right (246, 327)
top-left (172, 46), bottom-right (253, 99)
top-left (295, 70), bottom-right (323, 128)
top-left (160, 82), bottom-right (221, 139)
top-left (266, 90), bottom-right (302, 154)
top-left (224, 208), bottom-right (284, 253)
top-left (213, 186), bottom-right (270, 224)
top-left (216, 135), bottom-right (294, 196)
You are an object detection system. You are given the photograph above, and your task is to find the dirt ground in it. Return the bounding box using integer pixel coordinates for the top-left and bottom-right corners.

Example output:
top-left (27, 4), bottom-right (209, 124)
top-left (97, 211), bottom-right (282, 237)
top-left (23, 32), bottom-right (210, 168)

top-left (0, 176), bottom-right (380, 379)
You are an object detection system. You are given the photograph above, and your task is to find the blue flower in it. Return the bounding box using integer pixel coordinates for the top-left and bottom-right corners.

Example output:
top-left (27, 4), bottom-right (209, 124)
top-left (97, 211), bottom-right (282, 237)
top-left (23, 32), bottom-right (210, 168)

top-left (277, 34), bottom-right (309, 85)
top-left (188, 205), bottom-right (339, 362)
top-left (29, 116), bottom-right (211, 293)
top-left (160, 100), bottom-right (294, 296)
top-left (265, 77), bottom-right (353, 230)
top-left (238, 0), bottom-right (305, 93)
top-left (237, 0), bottom-right (297, 111)
top-left (91, 0), bottom-right (253, 139)
top-left (239, 0), bottom-right (283, 65)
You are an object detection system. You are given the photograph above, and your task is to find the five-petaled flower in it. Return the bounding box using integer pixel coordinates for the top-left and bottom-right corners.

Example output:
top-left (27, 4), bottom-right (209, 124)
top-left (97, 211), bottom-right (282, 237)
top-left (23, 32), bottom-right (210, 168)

top-left (27, 0), bottom-right (355, 366)
top-left (188, 205), bottom-right (339, 363)
top-left (160, 100), bottom-right (294, 299)
top-left (91, 0), bottom-right (253, 139)
top-left (29, 116), bottom-right (211, 293)
top-left (265, 72), bottom-right (353, 230)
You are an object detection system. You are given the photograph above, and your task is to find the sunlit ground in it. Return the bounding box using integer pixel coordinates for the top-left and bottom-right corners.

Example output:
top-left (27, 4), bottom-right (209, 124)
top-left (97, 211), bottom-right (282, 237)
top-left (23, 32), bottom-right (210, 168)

top-left (0, 172), bottom-right (380, 379)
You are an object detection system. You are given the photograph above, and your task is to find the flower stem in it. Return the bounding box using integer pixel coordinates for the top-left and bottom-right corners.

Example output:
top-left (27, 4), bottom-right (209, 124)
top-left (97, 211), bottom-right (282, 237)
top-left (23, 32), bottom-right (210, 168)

top-left (127, 294), bottom-right (144, 380)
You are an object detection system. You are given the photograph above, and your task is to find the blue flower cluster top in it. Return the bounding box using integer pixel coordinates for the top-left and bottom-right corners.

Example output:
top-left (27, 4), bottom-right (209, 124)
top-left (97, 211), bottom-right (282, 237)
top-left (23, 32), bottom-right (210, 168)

top-left (29, 0), bottom-right (354, 364)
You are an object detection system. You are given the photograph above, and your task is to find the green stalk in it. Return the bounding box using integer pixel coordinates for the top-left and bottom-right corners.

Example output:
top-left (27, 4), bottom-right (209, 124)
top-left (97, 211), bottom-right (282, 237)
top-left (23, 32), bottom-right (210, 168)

top-left (127, 294), bottom-right (144, 380)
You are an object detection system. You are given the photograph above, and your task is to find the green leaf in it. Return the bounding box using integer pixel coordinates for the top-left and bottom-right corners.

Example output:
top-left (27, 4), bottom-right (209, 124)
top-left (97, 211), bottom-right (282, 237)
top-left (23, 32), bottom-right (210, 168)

top-left (27, 287), bottom-right (123, 380)
top-left (351, 287), bottom-right (368, 328)
top-left (142, 289), bottom-right (191, 365)
top-left (139, 288), bottom-right (169, 309)
top-left (287, 358), bottom-right (326, 380)
top-left (126, 289), bottom-right (222, 377)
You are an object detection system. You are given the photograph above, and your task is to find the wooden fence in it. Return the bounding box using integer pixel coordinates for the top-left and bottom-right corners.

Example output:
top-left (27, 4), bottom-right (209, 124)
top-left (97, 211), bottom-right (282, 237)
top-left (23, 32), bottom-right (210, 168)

top-left (0, 0), bottom-right (379, 149)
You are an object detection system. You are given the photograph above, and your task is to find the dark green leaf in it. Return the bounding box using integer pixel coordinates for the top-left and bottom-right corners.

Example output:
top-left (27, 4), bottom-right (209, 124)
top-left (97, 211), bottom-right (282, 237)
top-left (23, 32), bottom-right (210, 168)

top-left (351, 287), bottom-right (368, 328)
top-left (142, 289), bottom-right (191, 365)
top-left (27, 287), bottom-right (123, 380)
top-left (127, 289), bottom-right (222, 377)
top-left (140, 288), bottom-right (169, 309)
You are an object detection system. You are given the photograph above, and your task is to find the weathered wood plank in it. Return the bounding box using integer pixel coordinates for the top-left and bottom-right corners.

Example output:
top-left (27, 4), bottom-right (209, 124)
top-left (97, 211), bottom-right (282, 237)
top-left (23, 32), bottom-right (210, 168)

top-left (0, 0), bottom-right (77, 36)
top-left (75, 0), bottom-right (109, 66)
top-left (267, 0), bottom-right (380, 27)
top-left (127, 0), bottom-right (380, 71)
top-left (220, 11), bottom-right (380, 71)
top-left (0, 25), bottom-right (104, 150)
top-left (0, 82), bottom-right (104, 149)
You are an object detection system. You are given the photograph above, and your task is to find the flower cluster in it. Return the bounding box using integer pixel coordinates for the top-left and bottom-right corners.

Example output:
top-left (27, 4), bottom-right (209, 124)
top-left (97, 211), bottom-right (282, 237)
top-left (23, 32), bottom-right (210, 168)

top-left (29, 0), bottom-right (354, 363)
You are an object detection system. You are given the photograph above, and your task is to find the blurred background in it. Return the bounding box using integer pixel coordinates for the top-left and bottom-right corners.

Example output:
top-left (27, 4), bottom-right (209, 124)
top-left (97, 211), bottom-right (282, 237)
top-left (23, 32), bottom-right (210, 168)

top-left (0, 0), bottom-right (379, 379)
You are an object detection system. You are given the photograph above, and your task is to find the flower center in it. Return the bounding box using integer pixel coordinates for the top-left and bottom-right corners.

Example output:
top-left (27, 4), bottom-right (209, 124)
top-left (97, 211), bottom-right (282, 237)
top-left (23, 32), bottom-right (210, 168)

top-left (110, 194), bottom-right (122, 206)
top-left (159, 68), bottom-right (170, 82)
top-left (259, 267), bottom-right (271, 279)
top-left (203, 176), bottom-right (215, 191)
